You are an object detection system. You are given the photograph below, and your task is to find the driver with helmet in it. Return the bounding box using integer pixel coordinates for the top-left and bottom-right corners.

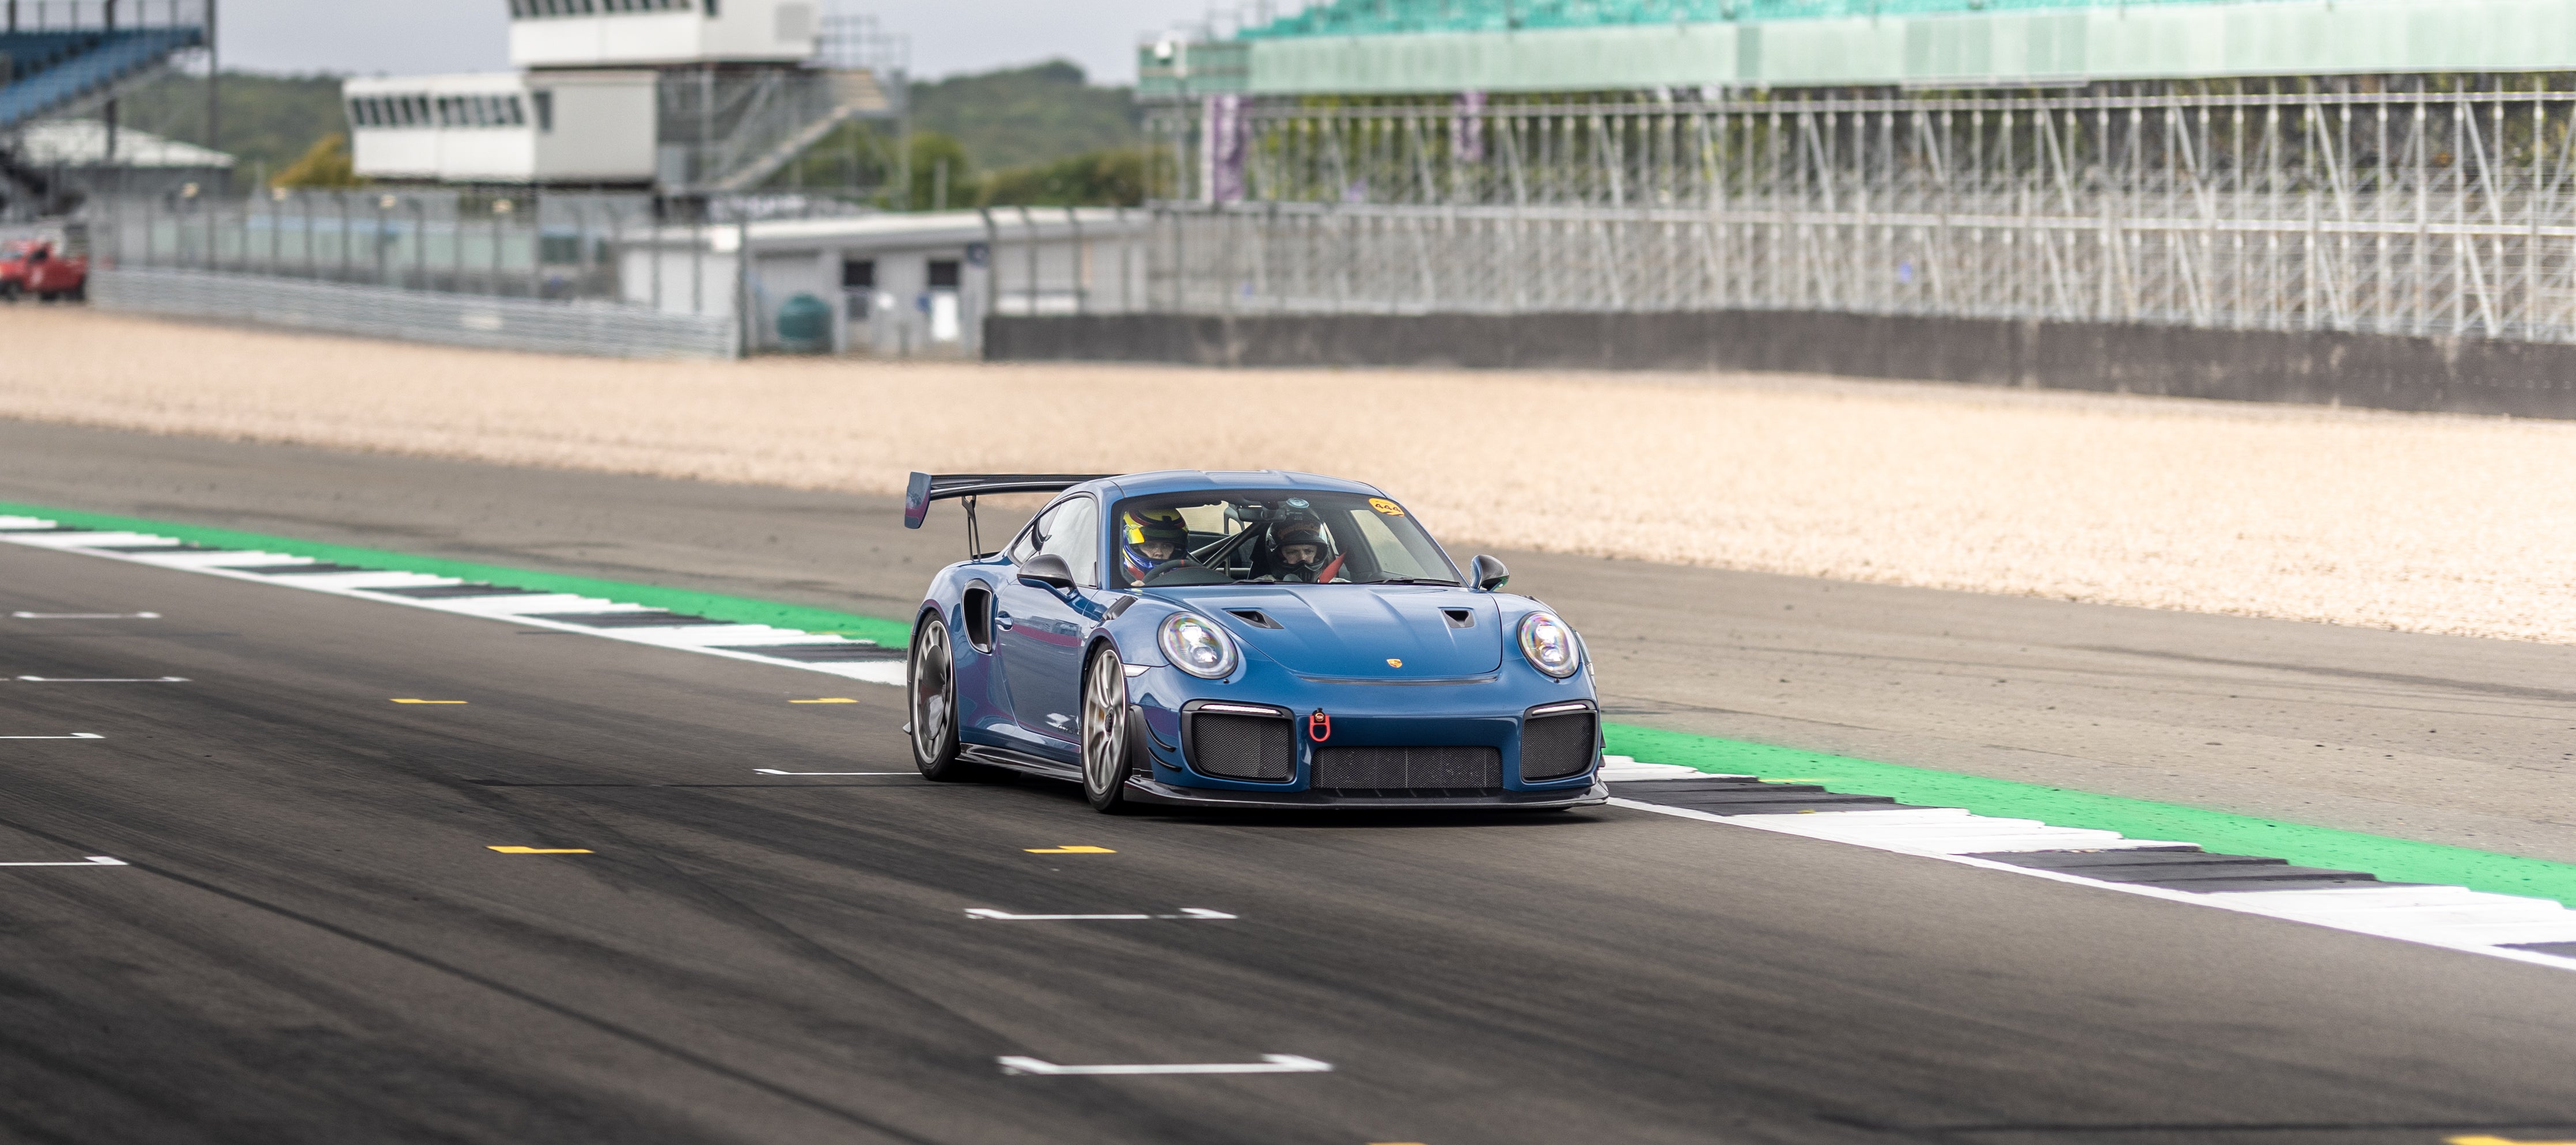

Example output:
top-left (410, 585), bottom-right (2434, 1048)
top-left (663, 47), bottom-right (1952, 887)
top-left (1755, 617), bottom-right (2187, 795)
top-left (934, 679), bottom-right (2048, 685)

top-left (1264, 513), bottom-right (1345, 583)
top-left (1119, 507), bottom-right (1194, 585)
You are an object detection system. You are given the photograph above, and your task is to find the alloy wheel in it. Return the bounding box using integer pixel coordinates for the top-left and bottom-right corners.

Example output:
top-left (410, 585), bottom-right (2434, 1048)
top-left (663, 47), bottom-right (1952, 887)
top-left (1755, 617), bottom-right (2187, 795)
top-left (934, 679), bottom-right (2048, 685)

top-left (911, 619), bottom-right (954, 767)
top-left (1082, 646), bottom-right (1129, 803)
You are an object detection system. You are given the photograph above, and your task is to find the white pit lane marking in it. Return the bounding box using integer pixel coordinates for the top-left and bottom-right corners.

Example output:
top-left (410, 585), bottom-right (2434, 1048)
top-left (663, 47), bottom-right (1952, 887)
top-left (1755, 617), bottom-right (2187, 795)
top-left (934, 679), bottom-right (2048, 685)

top-left (12, 612), bottom-right (161, 620)
top-left (997, 1054), bottom-right (1328, 1076)
top-left (17, 676), bottom-right (190, 684)
top-left (0, 733), bottom-right (104, 740)
top-left (0, 856), bottom-right (127, 867)
top-left (966, 907), bottom-right (1237, 921)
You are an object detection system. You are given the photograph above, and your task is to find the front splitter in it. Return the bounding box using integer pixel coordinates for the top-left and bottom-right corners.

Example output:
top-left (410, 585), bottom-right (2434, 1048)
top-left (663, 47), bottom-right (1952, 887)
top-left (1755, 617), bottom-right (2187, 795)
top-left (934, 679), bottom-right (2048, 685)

top-left (1122, 776), bottom-right (1609, 811)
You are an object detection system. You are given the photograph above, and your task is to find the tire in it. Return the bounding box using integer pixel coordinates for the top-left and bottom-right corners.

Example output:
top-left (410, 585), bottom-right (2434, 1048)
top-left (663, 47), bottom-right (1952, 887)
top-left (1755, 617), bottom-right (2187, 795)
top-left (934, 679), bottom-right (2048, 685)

top-left (0, 283), bottom-right (18, 303)
top-left (909, 615), bottom-right (990, 782)
top-left (1081, 643), bottom-right (1140, 813)
top-left (66, 283), bottom-right (84, 303)
top-left (35, 291), bottom-right (54, 303)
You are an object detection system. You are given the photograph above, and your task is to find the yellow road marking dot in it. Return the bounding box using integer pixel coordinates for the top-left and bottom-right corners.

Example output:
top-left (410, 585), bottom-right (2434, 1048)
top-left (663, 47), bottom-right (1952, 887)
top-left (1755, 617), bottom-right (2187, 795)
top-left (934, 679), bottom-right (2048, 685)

top-left (1025, 846), bottom-right (1116, 854)
top-left (488, 846), bottom-right (594, 855)
top-left (789, 698), bottom-right (859, 704)
top-left (391, 699), bottom-right (468, 704)
top-left (2448, 1138), bottom-right (2576, 1145)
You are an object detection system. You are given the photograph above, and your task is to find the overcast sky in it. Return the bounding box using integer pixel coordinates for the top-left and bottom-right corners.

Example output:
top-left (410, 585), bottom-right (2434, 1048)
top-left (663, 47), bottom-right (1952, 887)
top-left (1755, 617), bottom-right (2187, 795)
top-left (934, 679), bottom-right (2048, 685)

top-left (221, 1), bottom-right (1229, 85)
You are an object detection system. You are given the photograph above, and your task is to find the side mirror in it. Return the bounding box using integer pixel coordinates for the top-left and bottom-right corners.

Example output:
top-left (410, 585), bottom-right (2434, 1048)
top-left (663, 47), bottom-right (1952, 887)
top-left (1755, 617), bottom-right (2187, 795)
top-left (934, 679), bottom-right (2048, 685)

top-left (1018, 552), bottom-right (1077, 592)
top-left (1471, 554), bottom-right (1510, 593)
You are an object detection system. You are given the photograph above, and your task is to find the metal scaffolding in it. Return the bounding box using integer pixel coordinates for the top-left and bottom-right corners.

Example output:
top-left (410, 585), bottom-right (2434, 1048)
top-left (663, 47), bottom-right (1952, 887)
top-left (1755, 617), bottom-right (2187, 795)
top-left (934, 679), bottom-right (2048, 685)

top-left (1146, 80), bottom-right (2576, 343)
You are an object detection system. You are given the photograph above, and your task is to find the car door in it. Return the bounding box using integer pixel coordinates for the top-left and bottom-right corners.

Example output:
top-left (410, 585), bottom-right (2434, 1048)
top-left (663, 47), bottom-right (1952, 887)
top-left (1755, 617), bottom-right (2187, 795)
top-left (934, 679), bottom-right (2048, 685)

top-left (995, 495), bottom-right (1100, 752)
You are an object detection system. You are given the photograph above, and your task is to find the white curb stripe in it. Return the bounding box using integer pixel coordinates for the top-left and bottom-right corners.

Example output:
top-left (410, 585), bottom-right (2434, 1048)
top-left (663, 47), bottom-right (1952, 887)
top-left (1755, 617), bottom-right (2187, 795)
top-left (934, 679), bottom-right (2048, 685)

top-left (0, 518), bottom-right (906, 686)
top-left (1603, 755), bottom-right (2576, 973)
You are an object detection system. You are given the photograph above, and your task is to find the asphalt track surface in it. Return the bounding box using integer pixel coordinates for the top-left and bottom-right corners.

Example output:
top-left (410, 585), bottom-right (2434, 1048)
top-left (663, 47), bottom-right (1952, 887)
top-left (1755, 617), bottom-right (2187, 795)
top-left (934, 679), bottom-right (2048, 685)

top-left (6, 424), bottom-right (2576, 1142)
top-left (3, 420), bottom-right (2572, 860)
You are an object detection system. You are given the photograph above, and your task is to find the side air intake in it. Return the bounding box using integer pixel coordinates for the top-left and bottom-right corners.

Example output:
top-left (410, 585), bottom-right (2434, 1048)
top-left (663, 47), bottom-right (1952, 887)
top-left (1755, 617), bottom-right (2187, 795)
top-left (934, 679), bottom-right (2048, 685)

top-left (1519, 710), bottom-right (1597, 781)
top-left (1187, 710), bottom-right (1294, 781)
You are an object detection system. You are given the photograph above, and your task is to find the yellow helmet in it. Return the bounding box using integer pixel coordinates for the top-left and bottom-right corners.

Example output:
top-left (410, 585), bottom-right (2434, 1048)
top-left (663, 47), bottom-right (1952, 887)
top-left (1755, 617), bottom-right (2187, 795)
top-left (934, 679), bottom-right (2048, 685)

top-left (1120, 507), bottom-right (1189, 581)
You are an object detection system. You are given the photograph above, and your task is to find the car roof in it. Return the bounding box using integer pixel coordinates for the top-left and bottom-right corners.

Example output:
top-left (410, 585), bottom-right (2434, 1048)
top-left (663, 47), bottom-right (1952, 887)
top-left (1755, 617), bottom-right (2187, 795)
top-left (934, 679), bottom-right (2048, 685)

top-left (1085, 470), bottom-right (1385, 501)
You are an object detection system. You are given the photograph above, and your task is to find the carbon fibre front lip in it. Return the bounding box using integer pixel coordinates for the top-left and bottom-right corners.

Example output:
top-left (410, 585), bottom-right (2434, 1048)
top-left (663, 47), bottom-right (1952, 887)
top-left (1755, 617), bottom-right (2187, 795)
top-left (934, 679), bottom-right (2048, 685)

top-left (1120, 776), bottom-right (1609, 810)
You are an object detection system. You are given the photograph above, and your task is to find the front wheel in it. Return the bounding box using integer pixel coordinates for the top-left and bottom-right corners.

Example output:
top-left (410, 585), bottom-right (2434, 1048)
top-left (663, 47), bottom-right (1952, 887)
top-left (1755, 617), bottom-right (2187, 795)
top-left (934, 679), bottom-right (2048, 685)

top-left (910, 615), bottom-right (991, 781)
top-left (1081, 644), bottom-right (1139, 813)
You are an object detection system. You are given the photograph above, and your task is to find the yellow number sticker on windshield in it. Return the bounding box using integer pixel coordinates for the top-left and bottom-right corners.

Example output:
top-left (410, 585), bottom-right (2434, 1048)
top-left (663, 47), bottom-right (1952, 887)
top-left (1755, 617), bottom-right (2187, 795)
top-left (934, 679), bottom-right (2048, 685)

top-left (1369, 498), bottom-right (1404, 516)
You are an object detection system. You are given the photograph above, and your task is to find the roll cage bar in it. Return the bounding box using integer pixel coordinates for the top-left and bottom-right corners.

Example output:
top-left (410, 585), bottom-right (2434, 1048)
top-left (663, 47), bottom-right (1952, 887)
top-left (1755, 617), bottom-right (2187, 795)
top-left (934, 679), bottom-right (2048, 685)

top-left (903, 472), bottom-right (1115, 558)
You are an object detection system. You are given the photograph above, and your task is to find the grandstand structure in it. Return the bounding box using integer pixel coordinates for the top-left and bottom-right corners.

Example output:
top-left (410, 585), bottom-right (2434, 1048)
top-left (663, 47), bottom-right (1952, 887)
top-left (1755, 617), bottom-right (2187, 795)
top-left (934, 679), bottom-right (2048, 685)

top-left (1131, 0), bottom-right (2576, 351)
top-left (0, 0), bottom-right (213, 216)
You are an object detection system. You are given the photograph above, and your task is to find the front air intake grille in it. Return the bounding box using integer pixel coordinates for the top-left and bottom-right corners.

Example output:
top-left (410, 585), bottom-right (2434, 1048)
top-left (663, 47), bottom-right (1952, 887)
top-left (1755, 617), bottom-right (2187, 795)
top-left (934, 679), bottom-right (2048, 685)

top-left (1519, 712), bottom-right (1597, 781)
top-left (1189, 713), bottom-right (1294, 780)
top-left (1314, 746), bottom-right (1502, 793)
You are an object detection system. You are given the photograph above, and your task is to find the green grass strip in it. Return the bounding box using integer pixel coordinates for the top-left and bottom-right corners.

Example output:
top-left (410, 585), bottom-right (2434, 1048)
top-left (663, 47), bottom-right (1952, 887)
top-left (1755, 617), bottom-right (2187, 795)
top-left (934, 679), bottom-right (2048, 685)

top-left (1605, 723), bottom-right (2576, 909)
top-left (18, 498), bottom-right (2576, 908)
top-left (0, 500), bottom-right (912, 649)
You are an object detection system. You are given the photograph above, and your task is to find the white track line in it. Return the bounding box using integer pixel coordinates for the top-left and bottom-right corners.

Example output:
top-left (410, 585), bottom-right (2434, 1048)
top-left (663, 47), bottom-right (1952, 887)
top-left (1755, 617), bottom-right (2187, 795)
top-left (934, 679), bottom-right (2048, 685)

top-left (966, 908), bottom-right (1237, 921)
top-left (0, 518), bottom-right (906, 685)
top-left (998, 1055), bottom-right (1329, 1076)
top-left (17, 676), bottom-right (190, 683)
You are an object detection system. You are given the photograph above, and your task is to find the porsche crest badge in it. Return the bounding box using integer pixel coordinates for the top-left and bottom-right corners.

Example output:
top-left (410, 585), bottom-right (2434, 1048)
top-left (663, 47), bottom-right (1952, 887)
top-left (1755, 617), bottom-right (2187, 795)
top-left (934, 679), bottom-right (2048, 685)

top-left (1386, 658), bottom-right (1404, 668)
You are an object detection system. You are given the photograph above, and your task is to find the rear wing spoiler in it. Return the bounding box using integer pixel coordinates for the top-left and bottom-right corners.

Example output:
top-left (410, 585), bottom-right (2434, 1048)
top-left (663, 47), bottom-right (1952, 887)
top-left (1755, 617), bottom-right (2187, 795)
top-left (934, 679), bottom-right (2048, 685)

top-left (901, 472), bottom-right (1115, 529)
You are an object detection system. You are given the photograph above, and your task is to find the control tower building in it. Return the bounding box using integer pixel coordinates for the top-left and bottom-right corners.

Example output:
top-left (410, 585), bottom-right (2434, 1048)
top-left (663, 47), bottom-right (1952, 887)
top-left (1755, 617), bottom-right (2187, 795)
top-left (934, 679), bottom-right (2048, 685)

top-left (347, 0), bottom-right (899, 195)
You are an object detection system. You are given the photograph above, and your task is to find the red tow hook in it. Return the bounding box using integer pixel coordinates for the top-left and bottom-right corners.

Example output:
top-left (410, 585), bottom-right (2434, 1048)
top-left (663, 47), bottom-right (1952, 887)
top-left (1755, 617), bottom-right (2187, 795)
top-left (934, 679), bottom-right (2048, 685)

top-left (1308, 710), bottom-right (1332, 742)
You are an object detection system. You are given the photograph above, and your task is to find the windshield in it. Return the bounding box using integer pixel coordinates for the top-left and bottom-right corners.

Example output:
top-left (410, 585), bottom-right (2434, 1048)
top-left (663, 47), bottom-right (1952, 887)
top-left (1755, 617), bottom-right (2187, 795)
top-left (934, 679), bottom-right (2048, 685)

top-left (1110, 491), bottom-right (1460, 589)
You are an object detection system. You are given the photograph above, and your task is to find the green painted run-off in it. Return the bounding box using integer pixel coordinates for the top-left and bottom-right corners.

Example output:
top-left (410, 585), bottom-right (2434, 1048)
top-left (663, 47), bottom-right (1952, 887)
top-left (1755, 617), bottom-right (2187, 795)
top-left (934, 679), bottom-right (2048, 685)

top-left (0, 501), bottom-right (913, 650)
top-left (14, 499), bottom-right (2576, 910)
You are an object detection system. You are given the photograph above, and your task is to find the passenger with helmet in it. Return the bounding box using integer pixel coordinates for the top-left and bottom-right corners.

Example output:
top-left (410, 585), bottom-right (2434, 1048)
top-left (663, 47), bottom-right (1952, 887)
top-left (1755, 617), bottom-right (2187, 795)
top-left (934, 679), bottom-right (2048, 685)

top-left (1264, 513), bottom-right (1346, 583)
top-left (1119, 507), bottom-right (1195, 585)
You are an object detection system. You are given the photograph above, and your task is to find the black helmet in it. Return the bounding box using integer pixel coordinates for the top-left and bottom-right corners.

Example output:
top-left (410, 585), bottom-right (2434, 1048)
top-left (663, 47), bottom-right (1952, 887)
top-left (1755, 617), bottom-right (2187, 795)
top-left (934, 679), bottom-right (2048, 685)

top-left (1268, 513), bottom-right (1332, 580)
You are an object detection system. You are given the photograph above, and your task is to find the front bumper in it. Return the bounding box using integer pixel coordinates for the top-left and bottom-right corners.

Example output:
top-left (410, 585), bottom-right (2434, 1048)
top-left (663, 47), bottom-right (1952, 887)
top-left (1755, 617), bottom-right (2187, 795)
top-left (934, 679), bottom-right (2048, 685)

top-left (1121, 775), bottom-right (1609, 810)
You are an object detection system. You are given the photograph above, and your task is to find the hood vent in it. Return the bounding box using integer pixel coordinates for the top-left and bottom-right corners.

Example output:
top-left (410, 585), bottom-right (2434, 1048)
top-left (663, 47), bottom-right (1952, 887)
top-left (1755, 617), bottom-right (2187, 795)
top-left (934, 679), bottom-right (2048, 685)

top-left (1442, 609), bottom-right (1475, 628)
top-left (1228, 609), bottom-right (1284, 630)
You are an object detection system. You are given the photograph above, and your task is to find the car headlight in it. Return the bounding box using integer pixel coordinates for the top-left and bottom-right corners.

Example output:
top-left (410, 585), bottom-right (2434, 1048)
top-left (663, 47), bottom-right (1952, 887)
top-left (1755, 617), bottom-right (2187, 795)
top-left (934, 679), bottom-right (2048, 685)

top-left (1158, 612), bottom-right (1239, 680)
top-left (1518, 611), bottom-right (1581, 678)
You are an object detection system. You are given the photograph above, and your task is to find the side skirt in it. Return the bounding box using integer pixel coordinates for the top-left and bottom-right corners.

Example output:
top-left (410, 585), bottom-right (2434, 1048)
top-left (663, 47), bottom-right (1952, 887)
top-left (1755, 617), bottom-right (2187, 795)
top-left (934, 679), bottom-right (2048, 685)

top-left (960, 744), bottom-right (1084, 783)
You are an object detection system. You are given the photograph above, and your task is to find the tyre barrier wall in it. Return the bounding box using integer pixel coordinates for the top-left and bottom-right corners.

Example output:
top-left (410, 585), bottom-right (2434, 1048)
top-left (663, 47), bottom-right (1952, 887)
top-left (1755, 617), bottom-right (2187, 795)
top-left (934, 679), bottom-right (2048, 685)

top-left (984, 311), bottom-right (2576, 420)
top-left (91, 267), bottom-right (741, 361)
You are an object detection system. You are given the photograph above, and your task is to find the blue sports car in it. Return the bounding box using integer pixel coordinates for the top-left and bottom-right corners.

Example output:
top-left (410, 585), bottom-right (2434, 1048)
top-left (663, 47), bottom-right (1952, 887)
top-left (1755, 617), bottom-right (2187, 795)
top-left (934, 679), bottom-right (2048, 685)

top-left (900, 469), bottom-right (1608, 813)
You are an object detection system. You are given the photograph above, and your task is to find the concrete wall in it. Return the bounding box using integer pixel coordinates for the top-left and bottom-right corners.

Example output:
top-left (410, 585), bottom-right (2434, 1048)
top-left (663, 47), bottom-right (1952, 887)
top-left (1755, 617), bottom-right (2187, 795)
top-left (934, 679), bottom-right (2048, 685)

top-left (984, 311), bottom-right (2576, 420)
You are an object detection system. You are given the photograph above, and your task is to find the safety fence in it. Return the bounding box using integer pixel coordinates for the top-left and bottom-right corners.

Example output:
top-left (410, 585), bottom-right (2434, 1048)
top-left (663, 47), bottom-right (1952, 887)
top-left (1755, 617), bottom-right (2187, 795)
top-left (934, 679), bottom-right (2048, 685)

top-left (91, 190), bottom-right (659, 302)
top-left (94, 266), bottom-right (740, 359)
top-left (1147, 81), bottom-right (2576, 344)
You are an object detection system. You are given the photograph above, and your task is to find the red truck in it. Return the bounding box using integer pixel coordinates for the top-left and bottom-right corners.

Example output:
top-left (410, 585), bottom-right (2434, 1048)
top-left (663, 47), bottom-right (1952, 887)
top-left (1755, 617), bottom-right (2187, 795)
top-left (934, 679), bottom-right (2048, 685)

top-left (0, 240), bottom-right (88, 302)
